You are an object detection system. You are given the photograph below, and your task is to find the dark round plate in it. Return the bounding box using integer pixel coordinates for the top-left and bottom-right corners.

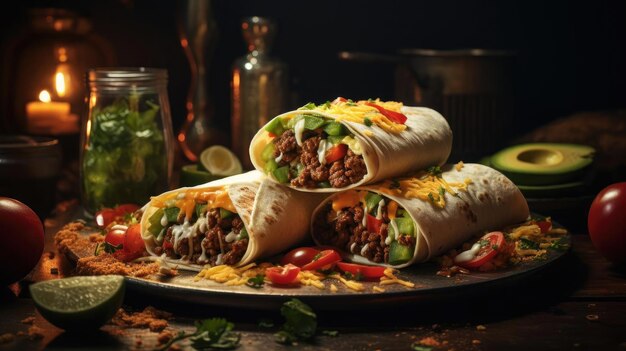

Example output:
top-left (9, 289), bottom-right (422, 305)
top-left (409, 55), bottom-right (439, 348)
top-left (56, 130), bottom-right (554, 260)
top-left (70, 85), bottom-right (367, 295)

top-left (62, 217), bottom-right (571, 311)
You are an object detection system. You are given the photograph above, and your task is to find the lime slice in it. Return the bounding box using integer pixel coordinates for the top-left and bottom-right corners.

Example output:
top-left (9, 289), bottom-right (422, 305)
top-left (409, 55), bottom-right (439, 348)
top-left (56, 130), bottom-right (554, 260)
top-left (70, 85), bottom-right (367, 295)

top-left (29, 275), bottom-right (125, 330)
top-left (199, 145), bottom-right (243, 176)
top-left (180, 164), bottom-right (221, 187)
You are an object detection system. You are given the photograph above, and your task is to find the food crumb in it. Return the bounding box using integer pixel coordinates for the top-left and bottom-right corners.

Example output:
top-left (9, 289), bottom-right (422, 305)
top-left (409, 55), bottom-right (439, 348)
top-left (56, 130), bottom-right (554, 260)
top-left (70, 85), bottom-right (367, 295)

top-left (110, 306), bottom-right (172, 332)
top-left (472, 339), bottom-right (481, 345)
top-left (16, 331), bottom-right (25, 337)
top-left (476, 324), bottom-right (487, 331)
top-left (586, 314), bottom-right (599, 321)
top-left (418, 337), bottom-right (441, 347)
top-left (157, 330), bottom-right (174, 345)
top-left (0, 333), bottom-right (15, 344)
top-left (21, 316), bottom-right (35, 324)
top-left (28, 326), bottom-right (44, 339)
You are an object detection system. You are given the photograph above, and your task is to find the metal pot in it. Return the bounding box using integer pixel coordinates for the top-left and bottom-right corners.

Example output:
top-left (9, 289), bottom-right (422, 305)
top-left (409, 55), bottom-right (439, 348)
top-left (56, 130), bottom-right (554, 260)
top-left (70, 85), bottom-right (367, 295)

top-left (339, 49), bottom-right (517, 162)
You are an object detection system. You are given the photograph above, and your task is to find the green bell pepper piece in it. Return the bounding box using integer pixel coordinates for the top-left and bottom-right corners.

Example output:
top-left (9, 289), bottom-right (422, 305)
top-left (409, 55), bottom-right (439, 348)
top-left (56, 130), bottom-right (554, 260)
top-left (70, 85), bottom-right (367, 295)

top-left (264, 117), bottom-right (285, 135)
top-left (304, 115), bottom-right (326, 130)
top-left (264, 159), bottom-right (278, 174)
top-left (147, 208), bottom-right (164, 236)
top-left (395, 217), bottom-right (415, 237)
top-left (324, 122), bottom-right (348, 136)
top-left (365, 192), bottom-right (384, 214)
top-left (273, 166), bottom-right (290, 183)
top-left (164, 207), bottom-right (180, 223)
top-left (388, 241), bottom-right (414, 265)
top-left (261, 142), bottom-right (275, 162)
top-left (327, 135), bottom-right (346, 145)
top-left (220, 208), bottom-right (235, 219)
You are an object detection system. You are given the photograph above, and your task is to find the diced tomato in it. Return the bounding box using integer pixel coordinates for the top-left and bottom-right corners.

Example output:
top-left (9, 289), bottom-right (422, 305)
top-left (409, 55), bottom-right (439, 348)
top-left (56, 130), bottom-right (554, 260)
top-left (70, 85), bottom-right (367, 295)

top-left (332, 97), bottom-right (347, 104)
top-left (266, 264), bottom-right (301, 285)
top-left (95, 208), bottom-right (117, 228)
top-left (268, 132), bottom-right (277, 138)
top-left (301, 249), bottom-right (342, 271)
top-left (455, 231), bottom-right (505, 269)
top-left (535, 219), bottom-right (552, 233)
top-left (114, 203), bottom-right (140, 217)
top-left (325, 144), bottom-right (348, 164)
top-left (162, 240), bottom-right (174, 250)
top-left (365, 102), bottom-right (407, 124)
top-left (336, 262), bottom-right (386, 280)
top-left (366, 214), bottom-right (383, 235)
top-left (280, 247), bottom-right (321, 267)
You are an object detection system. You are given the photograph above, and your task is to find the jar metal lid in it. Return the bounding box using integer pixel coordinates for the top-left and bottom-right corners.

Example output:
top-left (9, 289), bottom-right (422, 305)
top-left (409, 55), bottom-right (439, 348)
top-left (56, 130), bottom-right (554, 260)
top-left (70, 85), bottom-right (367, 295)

top-left (87, 67), bottom-right (167, 82)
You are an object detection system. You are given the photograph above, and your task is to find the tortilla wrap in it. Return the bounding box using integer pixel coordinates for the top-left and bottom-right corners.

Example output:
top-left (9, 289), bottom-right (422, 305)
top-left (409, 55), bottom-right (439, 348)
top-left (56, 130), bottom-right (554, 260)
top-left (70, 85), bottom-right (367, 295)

top-left (249, 105), bottom-right (453, 192)
top-left (310, 163), bottom-right (530, 268)
top-left (140, 170), bottom-right (325, 270)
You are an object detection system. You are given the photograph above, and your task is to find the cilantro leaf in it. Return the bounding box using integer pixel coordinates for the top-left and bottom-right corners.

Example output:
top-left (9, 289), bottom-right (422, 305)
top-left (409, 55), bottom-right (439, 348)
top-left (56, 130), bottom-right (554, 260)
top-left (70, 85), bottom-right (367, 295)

top-left (426, 166), bottom-right (442, 177)
top-left (364, 117), bottom-right (373, 126)
top-left (246, 274), bottom-right (265, 289)
top-left (428, 193), bottom-right (435, 203)
top-left (191, 318), bottom-right (240, 350)
top-left (274, 298), bottom-right (317, 345)
top-left (549, 237), bottom-right (569, 251)
top-left (519, 238), bottom-right (540, 250)
top-left (438, 186), bottom-right (446, 197)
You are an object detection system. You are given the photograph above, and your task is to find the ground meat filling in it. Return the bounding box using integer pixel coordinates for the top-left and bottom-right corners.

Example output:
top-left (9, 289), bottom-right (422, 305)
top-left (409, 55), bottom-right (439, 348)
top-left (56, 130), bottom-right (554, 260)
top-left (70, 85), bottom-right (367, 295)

top-left (272, 128), bottom-right (367, 188)
top-left (313, 203), bottom-right (390, 263)
top-left (157, 208), bottom-right (248, 266)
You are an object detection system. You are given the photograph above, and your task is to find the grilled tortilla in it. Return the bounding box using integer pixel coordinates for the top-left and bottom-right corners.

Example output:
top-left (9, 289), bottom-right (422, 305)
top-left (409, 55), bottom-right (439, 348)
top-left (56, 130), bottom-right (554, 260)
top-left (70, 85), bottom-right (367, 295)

top-left (310, 163), bottom-right (530, 268)
top-left (249, 99), bottom-right (453, 192)
top-left (140, 171), bottom-right (325, 270)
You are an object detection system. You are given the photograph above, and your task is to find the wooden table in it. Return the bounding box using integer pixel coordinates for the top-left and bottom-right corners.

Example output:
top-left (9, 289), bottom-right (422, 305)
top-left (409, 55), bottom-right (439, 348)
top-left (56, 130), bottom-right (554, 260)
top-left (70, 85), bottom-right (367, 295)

top-left (1, 200), bottom-right (625, 351)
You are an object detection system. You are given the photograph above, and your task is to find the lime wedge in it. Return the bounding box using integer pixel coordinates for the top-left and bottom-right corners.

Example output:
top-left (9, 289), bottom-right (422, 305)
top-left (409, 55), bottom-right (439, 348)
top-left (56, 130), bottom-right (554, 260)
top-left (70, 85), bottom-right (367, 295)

top-left (199, 145), bottom-right (243, 176)
top-left (29, 275), bottom-right (125, 330)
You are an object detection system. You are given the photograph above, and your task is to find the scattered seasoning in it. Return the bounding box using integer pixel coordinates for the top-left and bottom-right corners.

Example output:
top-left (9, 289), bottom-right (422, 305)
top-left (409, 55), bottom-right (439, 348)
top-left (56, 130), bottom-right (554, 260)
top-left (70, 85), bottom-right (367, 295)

top-left (15, 331), bottom-right (25, 337)
top-left (157, 330), bottom-right (174, 345)
top-left (586, 314), bottom-right (599, 321)
top-left (21, 316), bottom-right (35, 324)
top-left (27, 326), bottom-right (44, 340)
top-left (110, 306), bottom-right (172, 332)
top-left (472, 339), bottom-right (482, 345)
top-left (418, 337), bottom-right (441, 347)
top-left (322, 330), bottom-right (339, 337)
top-left (476, 325), bottom-right (487, 331)
top-left (0, 333), bottom-right (15, 344)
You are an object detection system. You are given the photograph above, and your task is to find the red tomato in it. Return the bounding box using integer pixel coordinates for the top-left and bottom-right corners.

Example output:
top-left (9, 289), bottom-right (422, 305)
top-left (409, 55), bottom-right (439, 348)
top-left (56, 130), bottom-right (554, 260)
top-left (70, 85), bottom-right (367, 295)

top-left (535, 219), bottom-right (552, 233)
top-left (325, 144), bottom-right (348, 164)
top-left (332, 97), bottom-right (347, 104)
top-left (366, 214), bottom-right (383, 235)
top-left (266, 264), bottom-right (301, 285)
top-left (104, 225), bottom-right (127, 248)
top-left (280, 247), bottom-right (321, 267)
top-left (0, 197), bottom-right (44, 285)
top-left (114, 204), bottom-right (140, 217)
top-left (122, 224), bottom-right (145, 261)
top-left (364, 102), bottom-right (408, 124)
top-left (588, 182), bottom-right (626, 264)
top-left (95, 208), bottom-right (117, 228)
top-left (301, 249), bottom-right (342, 271)
top-left (456, 231), bottom-right (505, 269)
top-left (336, 262), bottom-right (386, 280)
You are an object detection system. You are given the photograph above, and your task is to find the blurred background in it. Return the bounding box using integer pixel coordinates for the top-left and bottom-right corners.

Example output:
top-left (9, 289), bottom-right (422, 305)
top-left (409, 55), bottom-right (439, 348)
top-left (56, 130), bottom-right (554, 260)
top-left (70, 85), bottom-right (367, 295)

top-left (0, 0), bottom-right (624, 225)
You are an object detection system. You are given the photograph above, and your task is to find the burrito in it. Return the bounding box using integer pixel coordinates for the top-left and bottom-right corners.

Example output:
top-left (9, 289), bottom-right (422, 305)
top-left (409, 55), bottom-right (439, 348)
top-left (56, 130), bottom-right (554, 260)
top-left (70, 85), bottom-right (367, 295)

top-left (310, 163), bottom-right (530, 268)
top-left (249, 98), bottom-right (452, 192)
top-left (140, 171), bottom-right (324, 270)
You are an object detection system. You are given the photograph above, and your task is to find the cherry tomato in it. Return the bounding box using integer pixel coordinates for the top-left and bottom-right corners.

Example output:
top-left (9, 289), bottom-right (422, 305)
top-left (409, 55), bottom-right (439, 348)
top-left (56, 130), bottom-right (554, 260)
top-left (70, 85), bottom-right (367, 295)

top-left (122, 224), bottom-right (145, 261)
top-left (114, 204), bottom-right (140, 217)
top-left (0, 197), bottom-right (44, 285)
top-left (455, 231), bottom-right (505, 269)
top-left (336, 262), bottom-right (386, 280)
top-left (95, 208), bottom-right (117, 228)
top-left (535, 218), bottom-right (552, 233)
top-left (104, 225), bottom-right (127, 248)
top-left (366, 214), bottom-right (383, 235)
top-left (280, 247), bottom-right (321, 267)
top-left (364, 102), bottom-right (408, 124)
top-left (325, 144), bottom-right (348, 164)
top-left (588, 182), bottom-right (626, 264)
top-left (301, 249), bottom-right (342, 271)
top-left (266, 264), bottom-right (301, 285)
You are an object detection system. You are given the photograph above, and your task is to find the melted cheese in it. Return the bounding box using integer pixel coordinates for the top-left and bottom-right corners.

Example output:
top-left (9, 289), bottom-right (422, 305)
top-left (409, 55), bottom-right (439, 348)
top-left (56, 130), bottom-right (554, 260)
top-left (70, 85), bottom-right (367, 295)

top-left (302, 98), bottom-right (407, 134)
top-left (150, 186), bottom-right (237, 220)
top-left (331, 190), bottom-right (365, 212)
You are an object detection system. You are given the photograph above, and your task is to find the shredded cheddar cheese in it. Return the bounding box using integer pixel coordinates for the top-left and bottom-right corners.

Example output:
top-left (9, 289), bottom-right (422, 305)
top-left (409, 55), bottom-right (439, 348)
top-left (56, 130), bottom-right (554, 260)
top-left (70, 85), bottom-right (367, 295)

top-left (379, 268), bottom-right (415, 288)
top-left (298, 270), bottom-right (326, 289)
top-left (329, 273), bottom-right (365, 291)
top-left (455, 161), bottom-right (464, 171)
top-left (194, 263), bottom-right (270, 286)
top-left (151, 187), bottom-right (237, 220)
top-left (300, 98), bottom-right (407, 134)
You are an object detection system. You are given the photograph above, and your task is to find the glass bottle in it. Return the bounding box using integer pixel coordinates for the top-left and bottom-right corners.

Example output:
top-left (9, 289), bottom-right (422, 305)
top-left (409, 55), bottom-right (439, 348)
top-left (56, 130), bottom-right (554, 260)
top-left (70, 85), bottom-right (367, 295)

top-left (177, 0), bottom-right (227, 162)
top-left (231, 16), bottom-right (288, 170)
top-left (80, 68), bottom-right (175, 215)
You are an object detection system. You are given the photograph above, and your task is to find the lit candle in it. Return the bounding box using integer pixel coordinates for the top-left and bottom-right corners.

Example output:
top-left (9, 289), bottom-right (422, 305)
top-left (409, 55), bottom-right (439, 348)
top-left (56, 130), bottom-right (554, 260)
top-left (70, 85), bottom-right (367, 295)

top-left (26, 90), bottom-right (71, 134)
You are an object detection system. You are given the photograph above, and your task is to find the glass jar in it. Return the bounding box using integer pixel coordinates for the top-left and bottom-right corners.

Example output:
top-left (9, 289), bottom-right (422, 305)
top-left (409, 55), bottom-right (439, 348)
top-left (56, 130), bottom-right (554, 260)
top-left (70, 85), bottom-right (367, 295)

top-left (80, 68), bottom-right (175, 215)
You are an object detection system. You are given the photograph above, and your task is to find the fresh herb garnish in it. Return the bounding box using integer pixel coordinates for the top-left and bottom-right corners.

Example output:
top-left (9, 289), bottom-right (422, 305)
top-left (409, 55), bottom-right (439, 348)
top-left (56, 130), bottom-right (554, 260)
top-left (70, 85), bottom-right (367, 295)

top-left (246, 274), bottom-right (265, 289)
top-left (364, 117), bottom-right (373, 126)
top-left (389, 179), bottom-right (401, 189)
top-left (258, 319), bottom-right (274, 328)
top-left (411, 343), bottom-right (434, 351)
top-left (549, 237), bottom-right (569, 251)
top-left (300, 102), bottom-right (316, 110)
top-left (94, 241), bottom-right (123, 256)
top-left (438, 186), bottom-right (446, 197)
top-left (344, 271), bottom-right (363, 281)
top-left (427, 166), bottom-right (443, 177)
top-left (322, 101), bottom-right (331, 109)
top-left (274, 298), bottom-right (317, 345)
top-left (477, 239), bottom-right (490, 248)
top-left (157, 318), bottom-right (240, 351)
top-left (519, 238), bottom-right (540, 250)
top-left (312, 252), bottom-right (323, 261)
top-left (428, 193), bottom-right (435, 203)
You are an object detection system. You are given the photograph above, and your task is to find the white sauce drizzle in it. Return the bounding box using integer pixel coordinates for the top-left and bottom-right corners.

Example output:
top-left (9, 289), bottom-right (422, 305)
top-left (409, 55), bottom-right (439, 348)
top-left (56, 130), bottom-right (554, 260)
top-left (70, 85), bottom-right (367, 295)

top-left (317, 139), bottom-right (332, 165)
top-left (350, 242), bottom-right (357, 253)
top-left (360, 244), bottom-right (369, 256)
top-left (294, 118), bottom-right (305, 146)
top-left (215, 253), bottom-right (224, 265)
top-left (454, 242), bottom-right (482, 263)
top-left (110, 224), bottom-right (129, 232)
top-left (160, 213), bottom-right (168, 227)
top-left (385, 219), bottom-right (398, 245)
top-left (199, 238), bottom-right (208, 263)
top-left (224, 230), bottom-right (237, 243)
top-left (275, 152), bottom-right (284, 163)
top-left (376, 199), bottom-right (385, 220)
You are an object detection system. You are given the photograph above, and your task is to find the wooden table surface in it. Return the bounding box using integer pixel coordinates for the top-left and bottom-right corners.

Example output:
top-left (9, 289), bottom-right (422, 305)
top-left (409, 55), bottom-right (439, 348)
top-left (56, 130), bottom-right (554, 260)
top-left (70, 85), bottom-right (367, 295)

top-left (1, 200), bottom-right (625, 351)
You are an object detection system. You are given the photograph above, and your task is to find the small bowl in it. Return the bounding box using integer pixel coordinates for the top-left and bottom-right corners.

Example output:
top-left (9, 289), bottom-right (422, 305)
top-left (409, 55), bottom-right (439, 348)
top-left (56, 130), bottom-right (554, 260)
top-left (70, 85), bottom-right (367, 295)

top-left (0, 135), bottom-right (62, 218)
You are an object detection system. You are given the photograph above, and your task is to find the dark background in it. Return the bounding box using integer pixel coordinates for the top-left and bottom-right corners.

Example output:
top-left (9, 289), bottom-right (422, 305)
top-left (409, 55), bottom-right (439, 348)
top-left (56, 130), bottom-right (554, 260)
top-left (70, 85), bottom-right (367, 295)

top-left (1, 0), bottom-right (625, 153)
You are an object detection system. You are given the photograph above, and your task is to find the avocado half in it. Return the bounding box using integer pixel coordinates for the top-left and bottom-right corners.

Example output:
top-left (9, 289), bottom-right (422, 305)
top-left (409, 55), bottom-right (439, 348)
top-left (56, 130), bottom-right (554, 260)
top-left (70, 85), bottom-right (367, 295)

top-left (490, 143), bottom-right (595, 186)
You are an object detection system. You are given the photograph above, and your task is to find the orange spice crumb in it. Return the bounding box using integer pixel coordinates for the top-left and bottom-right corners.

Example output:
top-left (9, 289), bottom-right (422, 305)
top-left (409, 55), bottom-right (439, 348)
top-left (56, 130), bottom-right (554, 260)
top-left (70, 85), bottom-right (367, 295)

top-left (21, 316), bottom-right (35, 324)
top-left (419, 336), bottom-right (441, 347)
top-left (110, 306), bottom-right (172, 332)
top-left (27, 326), bottom-right (44, 340)
top-left (76, 254), bottom-right (159, 277)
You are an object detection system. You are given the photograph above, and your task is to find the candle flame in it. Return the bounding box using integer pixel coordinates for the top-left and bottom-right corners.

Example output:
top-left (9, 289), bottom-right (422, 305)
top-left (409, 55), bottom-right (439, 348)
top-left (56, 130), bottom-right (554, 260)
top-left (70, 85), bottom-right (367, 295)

top-left (39, 90), bottom-right (51, 103)
top-left (55, 72), bottom-right (66, 97)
